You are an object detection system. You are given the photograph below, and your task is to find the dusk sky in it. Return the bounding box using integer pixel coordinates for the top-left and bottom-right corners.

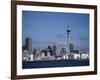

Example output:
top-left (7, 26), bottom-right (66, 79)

top-left (22, 11), bottom-right (89, 50)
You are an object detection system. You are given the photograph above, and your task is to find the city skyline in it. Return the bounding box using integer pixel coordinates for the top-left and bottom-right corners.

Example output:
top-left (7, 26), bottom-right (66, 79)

top-left (22, 37), bottom-right (89, 61)
top-left (22, 11), bottom-right (89, 50)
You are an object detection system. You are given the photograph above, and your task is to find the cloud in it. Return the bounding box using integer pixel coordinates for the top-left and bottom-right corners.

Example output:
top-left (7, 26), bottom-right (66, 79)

top-left (32, 41), bottom-right (66, 49)
top-left (56, 34), bottom-right (66, 38)
top-left (78, 35), bottom-right (89, 42)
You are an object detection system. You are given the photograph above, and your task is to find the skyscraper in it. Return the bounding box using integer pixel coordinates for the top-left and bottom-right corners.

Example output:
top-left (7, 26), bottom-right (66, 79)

top-left (52, 45), bottom-right (60, 57)
top-left (25, 37), bottom-right (32, 52)
top-left (69, 43), bottom-right (74, 52)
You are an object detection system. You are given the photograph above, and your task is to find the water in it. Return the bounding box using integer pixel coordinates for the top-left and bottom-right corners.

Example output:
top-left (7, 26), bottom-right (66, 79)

top-left (22, 59), bottom-right (89, 69)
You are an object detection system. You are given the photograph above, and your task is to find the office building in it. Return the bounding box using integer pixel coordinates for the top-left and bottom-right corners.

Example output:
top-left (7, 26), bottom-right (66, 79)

top-left (69, 43), bottom-right (74, 52)
top-left (25, 37), bottom-right (32, 53)
top-left (52, 45), bottom-right (60, 57)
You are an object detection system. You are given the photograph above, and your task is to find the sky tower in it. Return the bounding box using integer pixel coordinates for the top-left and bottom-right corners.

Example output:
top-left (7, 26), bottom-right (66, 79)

top-left (66, 25), bottom-right (71, 59)
top-left (65, 25), bottom-right (71, 59)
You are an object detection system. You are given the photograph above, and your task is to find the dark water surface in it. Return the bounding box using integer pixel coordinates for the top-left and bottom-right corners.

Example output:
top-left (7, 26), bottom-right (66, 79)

top-left (22, 59), bottom-right (89, 69)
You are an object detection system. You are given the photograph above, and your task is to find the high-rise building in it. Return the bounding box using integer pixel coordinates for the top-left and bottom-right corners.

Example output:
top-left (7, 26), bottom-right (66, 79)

top-left (25, 37), bottom-right (32, 52)
top-left (60, 48), bottom-right (66, 55)
top-left (69, 43), bottom-right (74, 52)
top-left (22, 37), bottom-right (33, 61)
top-left (52, 45), bottom-right (60, 57)
top-left (33, 48), bottom-right (42, 60)
top-left (52, 45), bottom-right (57, 56)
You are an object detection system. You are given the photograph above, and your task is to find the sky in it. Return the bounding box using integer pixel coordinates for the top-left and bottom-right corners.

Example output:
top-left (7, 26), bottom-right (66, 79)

top-left (22, 11), bottom-right (89, 50)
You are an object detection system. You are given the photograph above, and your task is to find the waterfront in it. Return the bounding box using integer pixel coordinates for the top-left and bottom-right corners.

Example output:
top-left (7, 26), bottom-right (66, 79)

top-left (23, 59), bottom-right (89, 69)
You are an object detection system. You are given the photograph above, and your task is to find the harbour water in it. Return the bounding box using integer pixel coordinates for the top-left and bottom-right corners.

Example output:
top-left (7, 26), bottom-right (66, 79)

top-left (22, 59), bottom-right (89, 69)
